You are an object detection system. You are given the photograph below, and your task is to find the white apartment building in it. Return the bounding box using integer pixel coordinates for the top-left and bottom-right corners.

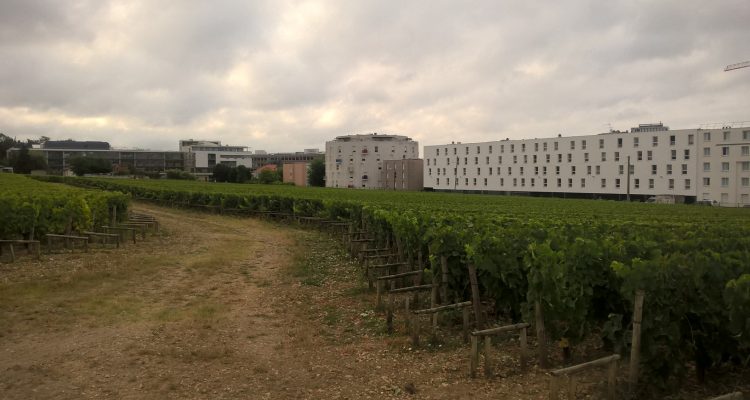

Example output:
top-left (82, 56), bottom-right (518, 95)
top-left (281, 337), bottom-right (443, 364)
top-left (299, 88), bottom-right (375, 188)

top-left (326, 133), bottom-right (419, 188)
top-left (179, 140), bottom-right (254, 176)
top-left (424, 123), bottom-right (750, 207)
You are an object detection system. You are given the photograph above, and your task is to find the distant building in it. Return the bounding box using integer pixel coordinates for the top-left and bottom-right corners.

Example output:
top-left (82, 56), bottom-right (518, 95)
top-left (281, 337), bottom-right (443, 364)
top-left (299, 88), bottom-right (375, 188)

top-left (283, 162), bottom-right (309, 186)
top-left (250, 150), bottom-right (323, 170)
top-left (424, 123), bottom-right (750, 207)
top-left (380, 159), bottom-right (424, 191)
top-left (325, 133), bottom-right (419, 189)
top-left (7, 142), bottom-right (187, 175)
top-left (179, 140), bottom-right (253, 178)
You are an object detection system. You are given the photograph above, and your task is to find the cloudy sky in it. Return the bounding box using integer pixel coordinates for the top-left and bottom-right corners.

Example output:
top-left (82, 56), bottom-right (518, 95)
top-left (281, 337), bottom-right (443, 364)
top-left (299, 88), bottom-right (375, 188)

top-left (1, 1), bottom-right (748, 153)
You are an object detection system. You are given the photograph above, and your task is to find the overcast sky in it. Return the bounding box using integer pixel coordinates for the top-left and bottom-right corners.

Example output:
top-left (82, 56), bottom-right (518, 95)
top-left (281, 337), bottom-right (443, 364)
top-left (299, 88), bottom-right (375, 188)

top-left (1, 1), bottom-right (748, 153)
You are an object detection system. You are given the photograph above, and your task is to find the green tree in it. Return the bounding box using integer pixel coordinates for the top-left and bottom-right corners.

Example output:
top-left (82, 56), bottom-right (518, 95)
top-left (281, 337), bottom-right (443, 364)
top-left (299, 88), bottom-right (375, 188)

top-left (166, 169), bottom-right (196, 180)
top-left (258, 168), bottom-right (281, 184)
top-left (0, 133), bottom-right (21, 165)
top-left (9, 145), bottom-right (47, 173)
top-left (307, 158), bottom-right (325, 186)
top-left (68, 156), bottom-right (112, 176)
top-left (235, 165), bottom-right (250, 183)
top-left (212, 164), bottom-right (231, 182)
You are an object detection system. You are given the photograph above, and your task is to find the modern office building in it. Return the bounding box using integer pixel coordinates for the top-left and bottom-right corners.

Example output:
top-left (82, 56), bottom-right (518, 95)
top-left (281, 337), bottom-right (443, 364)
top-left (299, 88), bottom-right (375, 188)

top-left (380, 159), bottom-right (424, 191)
top-left (424, 123), bottom-right (750, 207)
top-left (325, 133), bottom-right (419, 189)
top-left (179, 140), bottom-right (254, 177)
top-left (249, 149), bottom-right (323, 170)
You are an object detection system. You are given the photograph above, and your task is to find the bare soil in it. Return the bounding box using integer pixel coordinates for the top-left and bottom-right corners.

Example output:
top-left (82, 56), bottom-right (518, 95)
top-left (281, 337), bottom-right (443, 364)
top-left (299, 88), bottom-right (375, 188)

top-left (0, 202), bottom-right (746, 399)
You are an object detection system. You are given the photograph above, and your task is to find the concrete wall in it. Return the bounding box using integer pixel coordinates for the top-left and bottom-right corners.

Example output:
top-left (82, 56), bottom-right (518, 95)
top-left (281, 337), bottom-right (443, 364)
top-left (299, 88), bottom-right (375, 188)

top-left (283, 162), bottom-right (308, 186)
top-left (380, 159), bottom-right (424, 190)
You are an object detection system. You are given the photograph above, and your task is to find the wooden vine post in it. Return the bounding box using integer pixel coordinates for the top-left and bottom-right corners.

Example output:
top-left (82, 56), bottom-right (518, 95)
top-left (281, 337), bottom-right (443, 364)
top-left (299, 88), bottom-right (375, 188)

top-left (467, 263), bottom-right (485, 330)
top-left (629, 289), bottom-right (645, 390)
top-left (110, 205), bottom-right (117, 227)
top-left (535, 300), bottom-right (548, 368)
top-left (440, 255), bottom-right (449, 304)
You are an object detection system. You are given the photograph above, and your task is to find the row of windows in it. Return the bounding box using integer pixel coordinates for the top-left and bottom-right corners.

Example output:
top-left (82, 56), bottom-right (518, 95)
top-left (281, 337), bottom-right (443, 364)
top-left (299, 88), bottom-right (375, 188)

top-left (427, 149), bottom-right (696, 167)
top-left (703, 177), bottom-right (750, 187)
top-left (433, 132), bottom-right (750, 157)
top-left (433, 176), bottom-right (698, 190)
top-left (428, 163), bottom-right (700, 177)
top-left (428, 145), bottom-right (750, 168)
top-left (703, 161), bottom-right (750, 172)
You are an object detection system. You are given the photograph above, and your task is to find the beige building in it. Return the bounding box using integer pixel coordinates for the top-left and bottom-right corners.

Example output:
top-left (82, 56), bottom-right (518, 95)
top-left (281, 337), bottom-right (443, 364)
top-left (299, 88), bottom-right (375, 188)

top-left (283, 162), bottom-right (309, 186)
top-left (325, 133), bottom-right (419, 189)
top-left (424, 123), bottom-right (750, 207)
top-left (380, 159), bottom-right (424, 191)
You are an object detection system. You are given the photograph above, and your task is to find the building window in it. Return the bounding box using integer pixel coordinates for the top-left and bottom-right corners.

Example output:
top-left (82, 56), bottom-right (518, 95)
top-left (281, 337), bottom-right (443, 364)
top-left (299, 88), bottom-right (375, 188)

top-left (500, 178), bottom-right (504, 186)
top-left (436, 148), bottom-right (440, 156)
top-left (500, 145), bottom-right (504, 153)
top-left (685, 179), bottom-right (691, 190)
top-left (581, 178), bottom-right (586, 188)
top-left (463, 167), bottom-right (467, 175)
top-left (617, 138), bottom-right (623, 148)
top-left (570, 141), bottom-right (575, 150)
top-left (533, 154), bottom-right (538, 163)
top-left (634, 179), bottom-right (640, 189)
top-left (601, 152), bottom-right (606, 162)
top-left (581, 140), bottom-right (587, 150)
top-left (596, 165), bottom-right (601, 175)
top-left (507, 166), bottom-right (512, 174)
top-left (587, 165), bottom-right (592, 175)
top-left (486, 156), bottom-right (490, 164)
top-left (666, 164), bottom-right (672, 175)
top-left (649, 179), bottom-right (654, 189)
top-left (703, 177), bottom-right (711, 186)
top-left (489, 167), bottom-right (493, 175)
top-left (543, 178), bottom-right (548, 187)
top-left (557, 178), bottom-right (562, 187)
top-left (428, 168), bottom-right (432, 175)
top-left (722, 147), bottom-right (730, 156)
top-left (670, 135), bottom-right (676, 146)
top-left (454, 148), bottom-right (457, 155)
top-left (614, 152), bottom-right (620, 162)
top-left (637, 151), bottom-right (642, 161)
top-left (513, 178), bottom-right (517, 187)
top-left (742, 146), bottom-right (749, 156)
top-left (474, 157), bottom-right (479, 164)
top-left (534, 166), bottom-right (539, 175)
top-left (498, 156), bottom-right (503, 164)
top-left (601, 178), bottom-right (606, 188)
top-left (567, 153), bottom-right (572, 162)
top-left (477, 167), bottom-right (481, 175)
top-left (742, 161), bottom-right (750, 171)
top-left (682, 164), bottom-right (688, 175)
top-left (651, 165), bottom-right (657, 175)
top-left (446, 178), bottom-right (450, 185)
top-left (568, 178), bottom-right (573, 188)
top-left (546, 154), bottom-right (550, 163)
top-left (671, 149), bottom-right (677, 160)
top-left (447, 158), bottom-right (451, 165)
top-left (531, 178), bottom-right (535, 187)
top-left (584, 153), bottom-right (589, 162)
top-left (615, 178), bottom-right (621, 188)
top-left (436, 178), bottom-right (439, 185)
top-left (721, 177), bottom-right (729, 187)
top-left (521, 178), bottom-right (526, 186)
top-left (477, 146), bottom-right (481, 154)
top-left (742, 177), bottom-right (750, 187)
top-left (744, 131), bottom-right (750, 140)
top-left (647, 151), bottom-right (653, 161)
top-left (520, 166), bottom-right (525, 175)
top-left (704, 132), bottom-right (711, 141)
top-left (619, 165), bottom-right (624, 175)
top-left (668, 179), bottom-right (674, 190)
top-left (496, 167), bottom-right (501, 174)
top-left (534, 143), bottom-right (539, 151)
top-left (633, 137), bottom-right (639, 148)
top-left (555, 166), bottom-right (560, 175)
top-left (465, 178), bottom-right (469, 185)
top-left (524, 155), bottom-right (528, 163)
top-left (688, 134), bottom-right (694, 145)
top-left (543, 142), bottom-right (548, 151)
top-left (489, 145), bottom-right (493, 154)
top-left (724, 131), bottom-right (731, 141)
top-left (557, 154), bottom-right (562, 163)
top-left (599, 139), bottom-right (604, 149)
top-left (722, 162), bottom-right (729, 172)
top-left (522, 143), bottom-right (526, 152)
top-left (703, 162), bottom-right (711, 172)
top-left (554, 142), bottom-right (558, 151)
top-left (684, 149), bottom-right (690, 160)
top-left (510, 144), bottom-right (515, 153)
top-left (571, 166), bottom-right (576, 175)
top-left (484, 178), bottom-right (488, 186)
top-left (704, 147), bottom-right (711, 157)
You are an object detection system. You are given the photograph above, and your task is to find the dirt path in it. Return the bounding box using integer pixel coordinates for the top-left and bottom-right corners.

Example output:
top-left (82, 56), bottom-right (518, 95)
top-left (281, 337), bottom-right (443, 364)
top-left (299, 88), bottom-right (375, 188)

top-left (1, 203), bottom-right (745, 399)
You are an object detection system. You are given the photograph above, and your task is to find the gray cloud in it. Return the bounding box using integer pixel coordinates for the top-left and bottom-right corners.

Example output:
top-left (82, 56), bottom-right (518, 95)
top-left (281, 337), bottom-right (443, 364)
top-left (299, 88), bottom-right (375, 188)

top-left (0, 0), bottom-right (748, 154)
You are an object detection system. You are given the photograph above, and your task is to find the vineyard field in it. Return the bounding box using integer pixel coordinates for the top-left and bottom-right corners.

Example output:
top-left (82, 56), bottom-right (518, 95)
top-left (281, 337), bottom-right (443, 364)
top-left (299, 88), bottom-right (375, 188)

top-left (32, 176), bottom-right (750, 391)
top-left (0, 174), bottom-right (129, 240)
